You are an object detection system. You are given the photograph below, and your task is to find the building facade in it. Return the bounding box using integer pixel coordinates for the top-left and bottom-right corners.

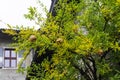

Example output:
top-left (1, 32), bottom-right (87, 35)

top-left (0, 29), bottom-right (27, 80)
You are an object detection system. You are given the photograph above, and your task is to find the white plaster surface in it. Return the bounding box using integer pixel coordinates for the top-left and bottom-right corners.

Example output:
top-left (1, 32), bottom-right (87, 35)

top-left (0, 69), bottom-right (26, 80)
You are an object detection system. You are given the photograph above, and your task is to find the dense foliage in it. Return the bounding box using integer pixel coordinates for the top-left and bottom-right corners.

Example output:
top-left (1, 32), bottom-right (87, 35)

top-left (5, 0), bottom-right (120, 80)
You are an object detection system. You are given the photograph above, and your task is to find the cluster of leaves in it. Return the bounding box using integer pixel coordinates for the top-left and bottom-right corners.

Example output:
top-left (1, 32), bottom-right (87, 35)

top-left (4, 0), bottom-right (120, 80)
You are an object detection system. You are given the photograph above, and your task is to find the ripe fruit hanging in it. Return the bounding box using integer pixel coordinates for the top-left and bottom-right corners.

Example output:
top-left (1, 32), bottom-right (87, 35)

top-left (29, 35), bottom-right (37, 42)
top-left (56, 38), bottom-right (63, 44)
top-left (97, 49), bottom-right (103, 56)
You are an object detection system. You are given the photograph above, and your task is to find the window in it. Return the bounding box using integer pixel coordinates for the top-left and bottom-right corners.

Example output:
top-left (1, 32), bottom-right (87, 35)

top-left (0, 48), bottom-right (3, 57)
top-left (4, 48), bottom-right (17, 68)
top-left (0, 48), bottom-right (3, 68)
top-left (18, 50), bottom-right (24, 58)
top-left (18, 50), bottom-right (26, 68)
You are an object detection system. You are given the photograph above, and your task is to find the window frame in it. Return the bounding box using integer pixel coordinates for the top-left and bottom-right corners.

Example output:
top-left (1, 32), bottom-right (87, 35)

top-left (4, 48), bottom-right (17, 68)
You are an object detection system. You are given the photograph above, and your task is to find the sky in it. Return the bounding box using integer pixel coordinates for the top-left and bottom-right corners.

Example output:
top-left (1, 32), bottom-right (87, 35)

top-left (0, 0), bottom-right (51, 29)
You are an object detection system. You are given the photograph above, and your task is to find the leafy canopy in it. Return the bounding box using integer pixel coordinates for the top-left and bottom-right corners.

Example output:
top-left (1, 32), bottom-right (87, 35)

top-left (4, 0), bottom-right (120, 80)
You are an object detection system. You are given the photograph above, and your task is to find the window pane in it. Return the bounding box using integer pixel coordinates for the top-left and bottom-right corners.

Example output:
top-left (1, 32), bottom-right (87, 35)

top-left (5, 51), bottom-right (10, 57)
top-left (21, 61), bottom-right (26, 68)
top-left (0, 57), bottom-right (3, 67)
top-left (11, 51), bottom-right (16, 57)
top-left (0, 48), bottom-right (3, 57)
top-left (5, 60), bottom-right (10, 67)
top-left (18, 50), bottom-right (24, 58)
top-left (11, 60), bottom-right (16, 67)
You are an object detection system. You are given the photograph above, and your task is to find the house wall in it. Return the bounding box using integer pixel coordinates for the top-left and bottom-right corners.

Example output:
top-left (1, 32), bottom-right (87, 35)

top-left (0, 38), bottom-right (26, 80)
top-left (0, 38), bottom-right (13, 68)
top-left (26, 50), bottom-right (33, 67)
top-left (0, 69), bottom-right (26, 80)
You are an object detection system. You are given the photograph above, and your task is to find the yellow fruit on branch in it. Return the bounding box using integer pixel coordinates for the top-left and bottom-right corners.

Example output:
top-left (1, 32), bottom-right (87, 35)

top-left (73, 28), bottom-right (78, 33)
top-left (56, 38), bottom-right (64, 44)
top-left (29, 35), bottom-right (37, 42)
top-left (97, 49), bottom-right (103, 56)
